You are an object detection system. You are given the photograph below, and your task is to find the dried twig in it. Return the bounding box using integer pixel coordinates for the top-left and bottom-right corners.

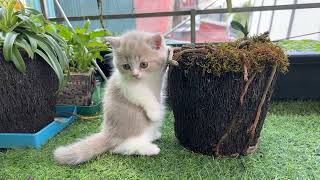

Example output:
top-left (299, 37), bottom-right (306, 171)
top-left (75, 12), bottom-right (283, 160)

top-left (238, 40), bottom-right (250, 49)
top-left (172, 47), bottom-right (182, 51)
top-left (239, 53), bottom-right (249, 82)
top-left (240, 72), bottom-right (256, 105)
top-left (243, 64), bottom-right (248, 82)
top-left (204, 44), bottom-right (216, 52)
top-left (244, 138), bottom-right (260, 155)
top-left (214, 114), bottom-right (238, 156)
top-left (245, 65), bottom-right (277, 149)
top-left (167, 47), bottom-right (179, 66)
top-left (173, 48), bottom-right (208, 61)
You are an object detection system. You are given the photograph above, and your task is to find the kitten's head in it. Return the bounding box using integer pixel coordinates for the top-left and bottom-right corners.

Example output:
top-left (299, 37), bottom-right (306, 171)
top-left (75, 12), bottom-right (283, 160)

top-left (105, 31), bottom-right (167, 81)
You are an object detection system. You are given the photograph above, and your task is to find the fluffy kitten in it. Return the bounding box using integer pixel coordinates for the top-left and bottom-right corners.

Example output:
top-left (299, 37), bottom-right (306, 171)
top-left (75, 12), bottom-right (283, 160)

top-left (53, 31), bottom-right (169, 165)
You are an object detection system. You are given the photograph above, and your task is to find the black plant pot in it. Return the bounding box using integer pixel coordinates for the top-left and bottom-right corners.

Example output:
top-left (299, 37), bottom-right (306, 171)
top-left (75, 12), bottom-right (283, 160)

top-left (168, 64), bottom-right (278, 156)
top-left (96, 50), bottom-right (114, 80)
top-left (0, 52), bottom-right (58, 133)
top-left (273, 51), bottom-right (320, 100)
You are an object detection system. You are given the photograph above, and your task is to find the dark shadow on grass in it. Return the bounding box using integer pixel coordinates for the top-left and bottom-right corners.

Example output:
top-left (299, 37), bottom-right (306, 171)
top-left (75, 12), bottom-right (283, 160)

top-left (0, 148), bottom-right (7, 153)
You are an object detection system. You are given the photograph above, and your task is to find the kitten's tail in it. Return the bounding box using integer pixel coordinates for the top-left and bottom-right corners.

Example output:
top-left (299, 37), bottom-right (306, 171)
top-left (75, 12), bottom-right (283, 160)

top-left (53, 132), bottom-right (112, 165)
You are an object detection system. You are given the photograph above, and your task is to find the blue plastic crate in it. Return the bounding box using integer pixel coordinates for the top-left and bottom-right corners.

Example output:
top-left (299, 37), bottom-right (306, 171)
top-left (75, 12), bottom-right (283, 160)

top-left (0, 106), bottom-right (77, 149)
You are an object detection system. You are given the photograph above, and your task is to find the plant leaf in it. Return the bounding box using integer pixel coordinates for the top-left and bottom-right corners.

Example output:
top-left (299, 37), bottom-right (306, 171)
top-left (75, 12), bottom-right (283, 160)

top-left (17, 14), bottom-right (37, 32)
top-left (73, 33), bottom-right (90, 47)
top-left (35, 48), bottom-right (64, 88)
top-left (231, 20), bottom-right (246, 36)
top-left (30, 34), bottom-right (64, 87)
top-left (87, 41), bottom-right (106, 48)
top-left (34, 49), bottom-right (54, 69)
top-left (89, 29), bottom-right (108, 39)
top-left (93, 51), bottom-right (103, 60)
top-left (15, 37), bottom-right (34, 58)
top-left (25, 33), bottom-right (37, 51)
top-left (3, 31), bottom-right (19, 62)
top-left (12, 45), bottom-right (27, 73)
top-left (25, 8), bottom-right (42, 15)
top-left (55, 24), bottom-right (73, 41)
top-left (83, 20), bottom-right (90, 32)
top-left (44, 34), bottom-right (69, 69)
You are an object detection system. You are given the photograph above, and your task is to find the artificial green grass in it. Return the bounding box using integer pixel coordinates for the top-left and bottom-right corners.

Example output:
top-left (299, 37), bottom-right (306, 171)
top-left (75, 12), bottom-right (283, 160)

top-left (277, 40), bottom-right (320, 52)
top-left (1, 101), bottom-right (320, 179)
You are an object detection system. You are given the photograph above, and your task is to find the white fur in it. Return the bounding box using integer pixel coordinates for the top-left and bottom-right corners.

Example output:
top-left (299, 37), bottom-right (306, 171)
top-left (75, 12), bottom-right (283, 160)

top-left (54, 132), bottom-right (109, 165)
top-left (111, 126), bottom-right (161, 155)
top-left (118, 75), bottom-right (163, 122)
top-left (111, 71), bottom-right (165, 155)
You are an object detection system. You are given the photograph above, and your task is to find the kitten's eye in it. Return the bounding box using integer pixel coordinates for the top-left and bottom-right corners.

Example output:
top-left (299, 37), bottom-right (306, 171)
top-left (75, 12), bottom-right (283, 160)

top-left (140, 62), bottom-right (148, 69)
top-left (122, 64), bottom-right (130, 70)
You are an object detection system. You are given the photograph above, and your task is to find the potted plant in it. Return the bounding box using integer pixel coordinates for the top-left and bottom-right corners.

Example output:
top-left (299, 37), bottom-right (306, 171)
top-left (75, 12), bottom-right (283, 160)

top-left (167, 21), bottom-right (289, 156)
top-left (52, 20), bottom-right (110, 107)
top-left (0, 0), bottom-right (72, 145)
top-left (273, 40), bottom-right (320, 100)
top-left (96, 49), bottom-right (113, 80)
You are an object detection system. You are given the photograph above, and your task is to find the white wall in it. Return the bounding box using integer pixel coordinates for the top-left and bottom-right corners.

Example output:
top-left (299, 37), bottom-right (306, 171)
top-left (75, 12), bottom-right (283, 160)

top-left (249, 0), bottom-right (320, 40)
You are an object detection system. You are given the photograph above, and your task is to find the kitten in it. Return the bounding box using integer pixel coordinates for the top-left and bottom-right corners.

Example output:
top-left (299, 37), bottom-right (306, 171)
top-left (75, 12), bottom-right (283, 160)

top-left (53, 31), bottom-right (169, 165)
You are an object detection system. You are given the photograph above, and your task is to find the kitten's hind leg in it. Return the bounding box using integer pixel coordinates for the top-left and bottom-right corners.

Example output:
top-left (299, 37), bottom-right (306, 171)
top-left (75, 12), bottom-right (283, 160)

top-left (150, 122), bottom-right (162, 142)
top-left (111, 136), bottom-right (160, 156)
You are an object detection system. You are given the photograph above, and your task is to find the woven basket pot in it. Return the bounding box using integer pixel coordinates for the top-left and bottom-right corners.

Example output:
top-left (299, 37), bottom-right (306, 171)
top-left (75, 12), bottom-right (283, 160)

top-left (167, 43), bottom-right (285, 157)
top-left (0, 51), bottom-right (58, 133)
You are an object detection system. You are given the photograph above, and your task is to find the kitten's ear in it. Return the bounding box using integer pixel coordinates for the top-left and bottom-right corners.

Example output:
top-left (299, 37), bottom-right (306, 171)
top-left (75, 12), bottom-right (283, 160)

top-left (105, 37), bottom-right (121, 49)
top-left (150, 33), bottom-right (163, 50)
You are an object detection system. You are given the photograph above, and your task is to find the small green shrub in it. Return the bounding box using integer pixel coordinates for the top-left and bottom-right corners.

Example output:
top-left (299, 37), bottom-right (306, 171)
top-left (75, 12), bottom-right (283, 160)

top-left (52, 20), bottom-right (111, 72)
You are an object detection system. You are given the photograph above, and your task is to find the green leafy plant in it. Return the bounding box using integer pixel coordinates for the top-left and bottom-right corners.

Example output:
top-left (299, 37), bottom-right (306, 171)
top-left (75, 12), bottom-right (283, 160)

top-left (52, 20), bottom-right (110, 72)
top-left (231, 20), bottom-right (249, 38)
top-left (0, 0), bottom-right (69, 87)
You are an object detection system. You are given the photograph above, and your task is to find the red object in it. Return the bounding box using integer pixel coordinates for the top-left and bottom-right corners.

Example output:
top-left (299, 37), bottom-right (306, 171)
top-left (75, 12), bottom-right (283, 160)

top-left (197, 22), bottom-right (230, 42)
top-left (134, 0), bottom-right (174, 33)
top-left (170, 22), bottom-right (230, 43)
top-left (177, 0), bottom-right (197, 9)
top-left (134, 0), bottom-right (230, 42)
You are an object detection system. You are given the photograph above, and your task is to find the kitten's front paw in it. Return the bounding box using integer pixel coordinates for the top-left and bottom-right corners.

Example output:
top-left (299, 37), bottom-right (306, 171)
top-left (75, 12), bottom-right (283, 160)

top-left (146, 109), bottom-right (161, 122)
top-left (138, 143), bottom-right (160, 156)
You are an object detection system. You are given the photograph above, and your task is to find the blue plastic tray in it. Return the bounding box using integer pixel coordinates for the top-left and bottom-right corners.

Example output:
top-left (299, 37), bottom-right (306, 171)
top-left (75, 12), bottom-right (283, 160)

top-left (0, 106), bottom-right (77, 149)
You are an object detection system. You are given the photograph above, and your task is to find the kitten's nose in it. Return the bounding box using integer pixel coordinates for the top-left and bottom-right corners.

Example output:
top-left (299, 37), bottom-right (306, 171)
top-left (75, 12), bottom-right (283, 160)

top-left (132, 73), bottom-right (140, 79)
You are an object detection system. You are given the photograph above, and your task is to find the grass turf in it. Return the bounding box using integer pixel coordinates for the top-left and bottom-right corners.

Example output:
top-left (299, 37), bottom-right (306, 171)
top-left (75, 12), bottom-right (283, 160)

top-left (0, 101), bottom-right (319, 179)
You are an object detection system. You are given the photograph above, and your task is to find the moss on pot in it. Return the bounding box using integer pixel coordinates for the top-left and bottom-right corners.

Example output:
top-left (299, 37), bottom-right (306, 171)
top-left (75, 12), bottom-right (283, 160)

top-left (173, 32), bottom-right (289, 77)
